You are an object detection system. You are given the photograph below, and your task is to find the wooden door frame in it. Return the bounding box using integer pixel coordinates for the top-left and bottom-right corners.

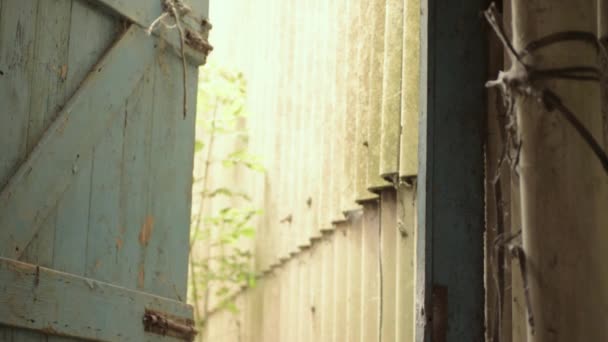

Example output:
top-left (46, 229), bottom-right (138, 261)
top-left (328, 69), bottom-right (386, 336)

top-left (416, 0), bottom-right (489, 340)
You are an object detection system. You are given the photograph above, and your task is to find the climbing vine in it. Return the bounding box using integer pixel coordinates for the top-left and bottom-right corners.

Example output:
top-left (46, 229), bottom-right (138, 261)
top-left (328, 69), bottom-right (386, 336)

top-left (188, 60), bottom-right (263, 338)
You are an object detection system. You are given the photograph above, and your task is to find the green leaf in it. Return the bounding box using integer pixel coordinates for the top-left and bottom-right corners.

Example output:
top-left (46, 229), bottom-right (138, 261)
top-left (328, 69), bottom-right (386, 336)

top-left (204, 188), bottom-right (252, 201)
top-left (248, 273), bottom-right (257, 288)
top-left (216, 286), bottom-right (230, 297)
top-left (239, 227), bottom-right (256, 238)
top-left (222, 301), bottom-right (239, 314)
top-left (194, 140), bottom-right (205, 152)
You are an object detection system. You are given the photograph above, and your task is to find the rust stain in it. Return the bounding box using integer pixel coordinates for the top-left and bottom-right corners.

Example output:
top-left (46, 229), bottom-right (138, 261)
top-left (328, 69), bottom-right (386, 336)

top-left (59, 64), bottom-right (68, 81)
top-left (139, 216), bottom-right (154, 246)
top-left (115, 237), bottom-right (123, 251)
top-left (94, 259), bottom-right (102, 270)
top-left (34, 265), bottom-right (40, 287)
top-left (57, 116), bottom-right (69, 134)
top-left (138, 265), bottom-right (145, 289)
top-left (41, 326), bottom-right (59, 335)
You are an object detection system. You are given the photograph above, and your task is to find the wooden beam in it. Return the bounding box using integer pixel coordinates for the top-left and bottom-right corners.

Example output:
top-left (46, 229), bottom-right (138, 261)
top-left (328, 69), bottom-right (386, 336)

top-left (0, 257), bottom-right (193, 341)
top-left (0, 26), bottom-right (154, 260)
top-left (85, 0), bottom-right (210, 65)
top-left (416, 0), bottom-right (487, 340)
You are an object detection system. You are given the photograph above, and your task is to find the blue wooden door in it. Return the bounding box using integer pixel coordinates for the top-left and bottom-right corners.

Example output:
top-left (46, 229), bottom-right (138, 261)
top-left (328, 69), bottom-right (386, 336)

top-left (0, 0), bottom-right (210, 340)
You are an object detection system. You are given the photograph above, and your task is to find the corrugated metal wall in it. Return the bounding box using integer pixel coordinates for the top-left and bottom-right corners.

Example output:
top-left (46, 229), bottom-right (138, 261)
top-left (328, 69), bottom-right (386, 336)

top-left (203, 0), bottom-right (420, 340)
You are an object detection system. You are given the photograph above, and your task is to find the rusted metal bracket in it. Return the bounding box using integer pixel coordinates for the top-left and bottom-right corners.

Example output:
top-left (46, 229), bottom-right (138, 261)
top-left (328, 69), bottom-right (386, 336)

top-left (143, 309), bottom-right (197, 341)
top-left (185, 18), bottom-right (213, 55)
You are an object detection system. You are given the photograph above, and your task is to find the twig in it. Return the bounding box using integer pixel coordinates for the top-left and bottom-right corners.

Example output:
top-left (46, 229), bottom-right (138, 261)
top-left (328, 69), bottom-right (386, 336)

top-left (189, 104), bottom-right (218, 337)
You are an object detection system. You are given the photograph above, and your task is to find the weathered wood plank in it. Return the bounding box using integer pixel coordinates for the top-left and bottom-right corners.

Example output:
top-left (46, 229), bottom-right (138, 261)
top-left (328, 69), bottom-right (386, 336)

top-left (65, 1), bottom-right (119, 98)
top-left (0, 26), bottom-right (156, 260)
top-left (27, 0), bottom-right (72, 152)
top-left (417, 0), bottom-right (486, 340)
top-left (0, 257), bottom-right (193, 342)
top-left (114, 70), bottom-right (155, 291)
top-left (86, 32), bottom-right (148, 285)
top-left (18, 0), bottom-right (73, 284)
top-left (162, 57), bottom-right (197, 299)
top-left (8, 329), bottom-right (50, 342)
top-left (1, 6), bottom-right (54, 337)
top-left (142, 50), bottom-right (194, 300)
top-left (52, 0), bottom-right (118, 277)
top-left (0, 0), bottom-right (37, 188)
top-left (85, 99), bottom-right (126, 285)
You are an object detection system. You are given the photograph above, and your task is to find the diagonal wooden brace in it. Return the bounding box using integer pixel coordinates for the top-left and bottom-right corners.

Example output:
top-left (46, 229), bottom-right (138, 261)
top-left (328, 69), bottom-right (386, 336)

top-left (0, 25), bottom-right (156, 259)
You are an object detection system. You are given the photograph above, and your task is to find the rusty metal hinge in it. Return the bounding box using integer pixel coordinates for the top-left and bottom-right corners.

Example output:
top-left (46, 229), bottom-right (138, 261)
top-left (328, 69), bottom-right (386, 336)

top-left (143, 309), bottom-right (197, 341)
